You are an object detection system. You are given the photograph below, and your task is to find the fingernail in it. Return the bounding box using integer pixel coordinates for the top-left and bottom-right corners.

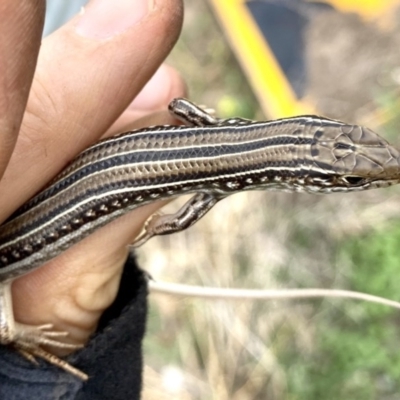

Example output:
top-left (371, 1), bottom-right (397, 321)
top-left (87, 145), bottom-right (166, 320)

top-left (76, 0), bottom-right (152, 39)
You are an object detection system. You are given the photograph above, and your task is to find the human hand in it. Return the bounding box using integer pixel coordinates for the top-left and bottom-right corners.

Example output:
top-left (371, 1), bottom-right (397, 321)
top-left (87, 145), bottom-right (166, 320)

top-left (0, 0), bottom-right (184, 358)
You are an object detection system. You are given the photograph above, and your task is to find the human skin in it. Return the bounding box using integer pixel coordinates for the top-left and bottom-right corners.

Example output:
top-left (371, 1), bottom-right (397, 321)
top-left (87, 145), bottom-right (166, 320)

top-left (0, 0), bottom-right (185, 355)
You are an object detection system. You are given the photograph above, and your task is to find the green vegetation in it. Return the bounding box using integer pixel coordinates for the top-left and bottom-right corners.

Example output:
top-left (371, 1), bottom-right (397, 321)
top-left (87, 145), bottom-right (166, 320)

top-left (142, 3), bottom-right (400, 399)
top-left (283, 223), bottom-right (400, 399)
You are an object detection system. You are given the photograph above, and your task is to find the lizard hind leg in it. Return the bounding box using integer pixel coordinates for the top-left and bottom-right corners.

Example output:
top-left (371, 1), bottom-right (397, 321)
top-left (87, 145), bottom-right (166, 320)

top-left (0, 281), bottom-right (88, 380)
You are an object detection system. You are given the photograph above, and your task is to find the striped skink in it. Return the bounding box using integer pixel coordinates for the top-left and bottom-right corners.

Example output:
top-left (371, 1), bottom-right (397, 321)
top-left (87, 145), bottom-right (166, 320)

top-left (0, 98), bottom-right (399, 379)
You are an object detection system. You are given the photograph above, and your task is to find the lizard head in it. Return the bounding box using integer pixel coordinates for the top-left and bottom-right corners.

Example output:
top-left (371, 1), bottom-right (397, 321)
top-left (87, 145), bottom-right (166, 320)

top-left (307, 123), bottom-right (400, 193)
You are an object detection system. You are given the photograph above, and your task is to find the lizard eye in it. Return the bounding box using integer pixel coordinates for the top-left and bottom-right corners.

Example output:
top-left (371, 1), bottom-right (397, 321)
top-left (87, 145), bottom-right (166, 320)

top-left (342, 176), bottom-right (364, 185)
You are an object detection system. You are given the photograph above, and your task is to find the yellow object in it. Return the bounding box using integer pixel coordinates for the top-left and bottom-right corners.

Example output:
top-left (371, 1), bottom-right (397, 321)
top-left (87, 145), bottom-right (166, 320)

top-left (208, 0), bottom-right (400, 118)
top-left (317, 0), bottom-right (400, 21)
top-left (208, 0), bottom-right (313, 118)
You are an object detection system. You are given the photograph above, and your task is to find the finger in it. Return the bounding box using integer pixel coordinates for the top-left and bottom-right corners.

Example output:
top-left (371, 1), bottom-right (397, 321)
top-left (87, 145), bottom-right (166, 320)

top-left (124, 64), bottom-right (187, 115)
top-left (0, 0), bottom-right (184, 219)
top-left (107, 64), bottom-right (187, 133)
top-left (9, 0), bottom-right (185, 352)
top-left (11, 106), bottom-right (177, 350)
top-left (12, 201), bottom-right (165, 350)
top-left (0, 1), bottom-right (44, 175)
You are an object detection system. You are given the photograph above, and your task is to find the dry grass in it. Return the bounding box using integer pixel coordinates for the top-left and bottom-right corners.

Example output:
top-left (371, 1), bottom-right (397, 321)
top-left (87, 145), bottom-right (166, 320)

top-left (139, 2), bottom-right (400, 399)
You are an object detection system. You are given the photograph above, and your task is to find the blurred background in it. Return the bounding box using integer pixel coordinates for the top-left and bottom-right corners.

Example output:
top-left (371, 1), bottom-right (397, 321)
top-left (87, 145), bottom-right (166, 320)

top-left (46, 1), bottom-right (400, 398)
top-left (140, 2), bottom-right (400, 399)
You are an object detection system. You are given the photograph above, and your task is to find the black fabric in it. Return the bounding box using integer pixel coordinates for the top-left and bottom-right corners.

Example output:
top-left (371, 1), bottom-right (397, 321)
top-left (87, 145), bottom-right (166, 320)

top-left (74, 253), bottom-right (147, 399)
top-left (0, 254), bottom-right (148, 400)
